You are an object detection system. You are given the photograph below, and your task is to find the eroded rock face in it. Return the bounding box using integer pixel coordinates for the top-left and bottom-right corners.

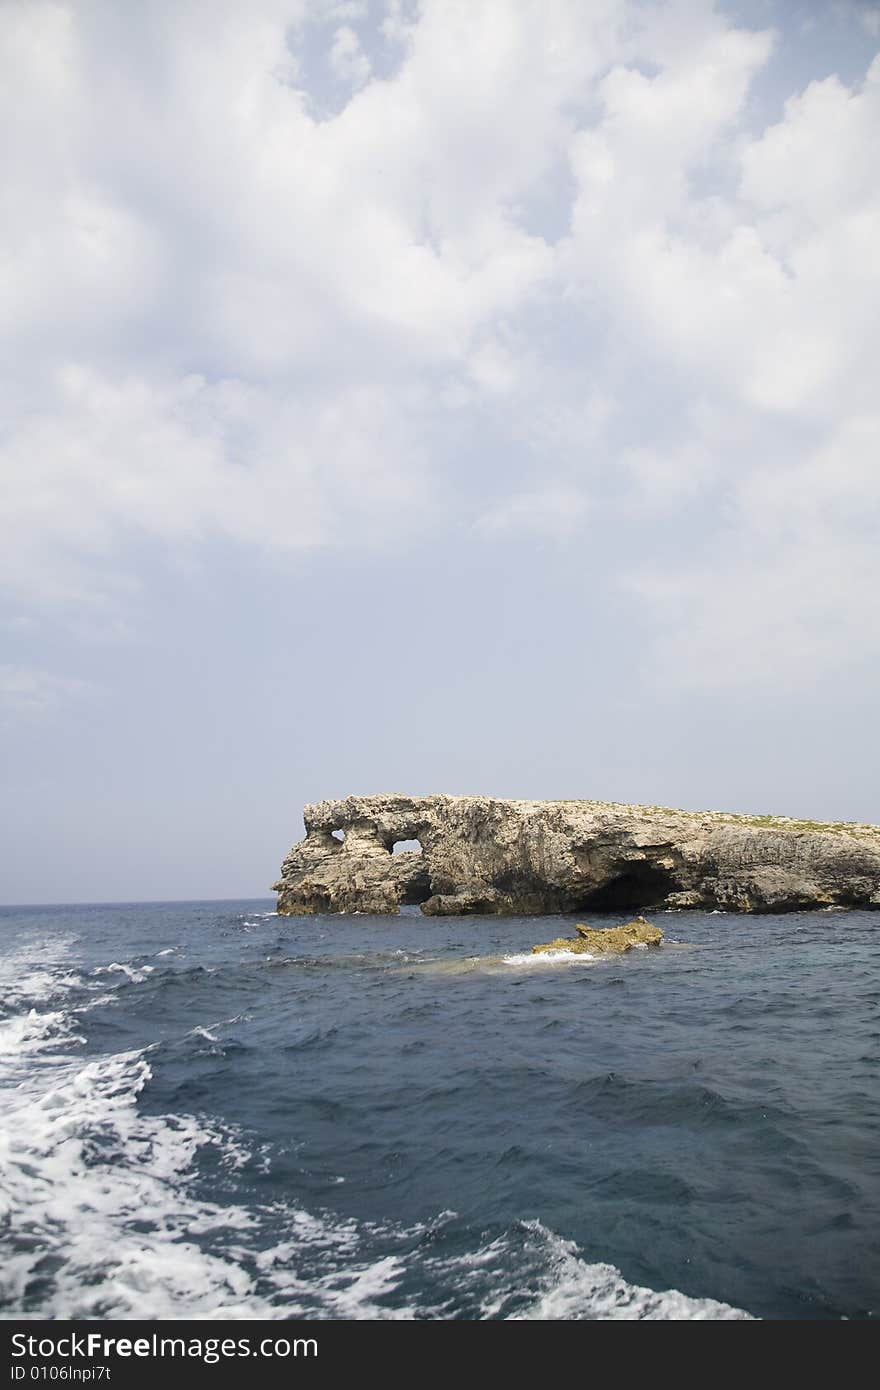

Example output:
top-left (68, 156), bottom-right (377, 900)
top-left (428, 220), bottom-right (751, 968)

top-left (532, 916), bottom-right (664, 955)
top-left (273, 795), bottom-right (880, 916)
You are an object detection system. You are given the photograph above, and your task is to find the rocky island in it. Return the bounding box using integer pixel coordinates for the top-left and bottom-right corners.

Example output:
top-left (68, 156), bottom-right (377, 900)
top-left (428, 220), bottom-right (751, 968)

top-left (273, 795), bottom-right (880, 916)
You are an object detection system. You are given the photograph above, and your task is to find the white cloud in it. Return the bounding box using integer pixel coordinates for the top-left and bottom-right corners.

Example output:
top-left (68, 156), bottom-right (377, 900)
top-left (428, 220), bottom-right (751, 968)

top-left (628, 411), bottom-right (880, 689)
top-left (328, 25), bottom-right (371, 86)
top-left (0, 365), bottom-right (433, 605)
top-left (854, 3), bottom-right (880, 39)
top-left (0, 664), bottom-right (98, 715)
top-left (478, 488), bottom-right (590, 540)
top-left (622, 440), bottom-right (718, 508)
top-left (1, 0), bottom-right (878, 692)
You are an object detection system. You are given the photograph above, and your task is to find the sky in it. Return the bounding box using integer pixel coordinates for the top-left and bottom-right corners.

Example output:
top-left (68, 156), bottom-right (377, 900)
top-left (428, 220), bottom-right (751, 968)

top-left (2, 0), bottom-right (879, 903)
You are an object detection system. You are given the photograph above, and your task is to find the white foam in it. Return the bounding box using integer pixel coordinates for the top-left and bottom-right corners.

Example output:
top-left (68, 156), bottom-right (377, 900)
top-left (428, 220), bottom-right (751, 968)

top-left (99, 962), bottom-right (155, 983)
top-left (0, 1037), bottom-right (345, 1318)
top-left (502, 950), bottom-right (596, 967)
top-left (0, 934), bottom-right (756, 1323)
top-left (0, 1008), bottom-right (83, 1063)
top-left (0, 935), bottom-right (82, 1012)
top-left (190, 1026), bottom-right (220, 1044)
top-left (506, 1223), bottom-right (753, 1320)
top-left (0, 936), bottom-right (420, 1320)
top-left (0, 938), bottom-right (256, 1316)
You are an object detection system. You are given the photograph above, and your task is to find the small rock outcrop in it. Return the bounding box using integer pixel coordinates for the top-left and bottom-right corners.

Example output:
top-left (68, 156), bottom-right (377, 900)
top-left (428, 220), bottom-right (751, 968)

top-left (273, 794), bottom-right (880, 917)
top-left (533, 916), bottom-right (664, 955)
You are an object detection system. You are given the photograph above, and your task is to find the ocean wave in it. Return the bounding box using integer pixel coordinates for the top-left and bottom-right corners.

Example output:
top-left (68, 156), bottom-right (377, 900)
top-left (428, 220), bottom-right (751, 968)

top-left (0, 1044), bottom-right (260, 1317)
top-left (0, 935), bottom-right (83, 1015)
top-left (95, 962), bottom-right (156, 984)
top-left (0, 937), bottom-right (425, 1319)
top-left (0, 1008), bottom-right (83, 1065)
top-left (0, 1011), bottom-right (755, 1320)
top-left (0, 1019), bottom-right (424, 1319)
top-left (505, 1222), bottom-right (752, 1320)
top-left (189, 1026), bottom-right (220, 1044)
top-left (412, 1220), bottom-right (752, 1320)
top-left (0, 932), bottom-right (756, 1322)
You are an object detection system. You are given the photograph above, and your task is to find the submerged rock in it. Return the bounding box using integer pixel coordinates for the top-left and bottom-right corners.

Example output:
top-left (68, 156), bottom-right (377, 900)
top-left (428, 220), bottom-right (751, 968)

top-left (532, 916), bottom-right (664, 955)
top-left (273, 794), bottom-right (880, 916)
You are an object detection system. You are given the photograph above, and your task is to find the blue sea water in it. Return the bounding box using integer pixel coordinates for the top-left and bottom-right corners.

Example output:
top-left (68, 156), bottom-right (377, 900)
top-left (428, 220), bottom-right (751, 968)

top-left (1, 899), bottom-right (878, 1321)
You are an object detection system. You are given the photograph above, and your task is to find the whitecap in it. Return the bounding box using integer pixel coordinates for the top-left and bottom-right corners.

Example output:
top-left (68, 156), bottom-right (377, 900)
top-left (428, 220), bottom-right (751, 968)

top-left (190, 1026), bottom-right (220, 1044)
top-left (505, 1222), bottom-right (753, 1320)
top-left (100, 962), bottom-right (155, 983)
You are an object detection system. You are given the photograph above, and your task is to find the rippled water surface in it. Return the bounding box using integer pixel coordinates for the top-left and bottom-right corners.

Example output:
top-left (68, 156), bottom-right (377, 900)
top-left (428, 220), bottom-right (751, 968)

top-left (1, 900), bottom-right (878, 1320)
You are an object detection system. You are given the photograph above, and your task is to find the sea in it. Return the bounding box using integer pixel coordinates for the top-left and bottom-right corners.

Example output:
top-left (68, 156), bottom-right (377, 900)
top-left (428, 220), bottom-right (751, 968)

top-left (1, 899), bottom-right (878, 1321)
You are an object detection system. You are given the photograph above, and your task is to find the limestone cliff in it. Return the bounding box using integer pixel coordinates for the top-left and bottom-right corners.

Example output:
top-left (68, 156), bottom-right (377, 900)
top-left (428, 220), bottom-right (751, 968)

top-left (272, 795), bottom-right (880, 916)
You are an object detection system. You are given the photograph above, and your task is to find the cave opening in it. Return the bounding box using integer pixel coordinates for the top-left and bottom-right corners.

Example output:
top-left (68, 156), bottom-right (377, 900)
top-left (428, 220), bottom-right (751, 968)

top-left (401, 874), bottom-right (432, 905)
top-left (577, 862), bottom-right (677, 910)
top-left (397, 840), bottom-right (430, 905)
top-left (390, 838), bottom-right (429, 903)
top-left (331, 828), bottom-right (346, 843)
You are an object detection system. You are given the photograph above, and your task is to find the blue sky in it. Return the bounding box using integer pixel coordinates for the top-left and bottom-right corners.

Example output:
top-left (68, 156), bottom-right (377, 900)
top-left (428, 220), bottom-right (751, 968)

top-left (2, 0), bottom-right (879, 902)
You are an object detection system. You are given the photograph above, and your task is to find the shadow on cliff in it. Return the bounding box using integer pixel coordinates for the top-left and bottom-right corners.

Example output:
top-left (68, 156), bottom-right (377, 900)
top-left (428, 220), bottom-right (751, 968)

top-left (573, 863), bottom-right (680, 912)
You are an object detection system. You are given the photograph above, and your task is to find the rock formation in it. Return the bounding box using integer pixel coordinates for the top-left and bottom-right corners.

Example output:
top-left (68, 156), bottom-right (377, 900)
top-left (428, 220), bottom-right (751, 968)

top-left (273, 794), bottom-right (880, 916)
top-left (532, 916), bottom-right (664, 955)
